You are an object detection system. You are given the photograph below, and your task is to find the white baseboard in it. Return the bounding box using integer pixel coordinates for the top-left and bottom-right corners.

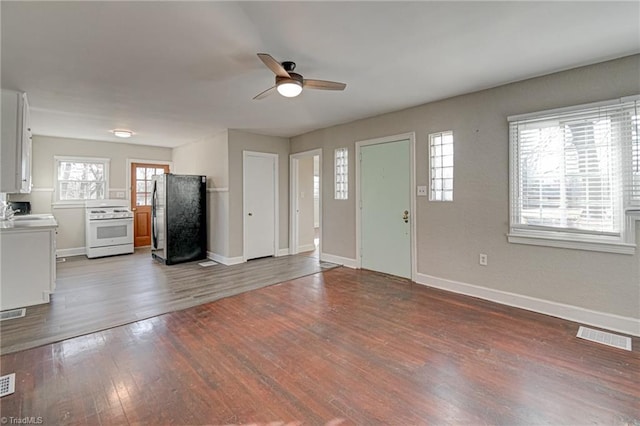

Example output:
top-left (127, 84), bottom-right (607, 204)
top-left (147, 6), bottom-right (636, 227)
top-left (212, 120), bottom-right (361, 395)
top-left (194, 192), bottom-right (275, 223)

top-left (277, 248), bottom-right (290, 257)
top-left (207, 251), bottom-right (244, 266)
top-left (56, 247), bottom-right (85, 258)
top-left (297, 244), bottom-right (316, 253)
top-left (415, 272), bottom-right (640, 337)
top-left (320, 252), bottom-right (358, 269)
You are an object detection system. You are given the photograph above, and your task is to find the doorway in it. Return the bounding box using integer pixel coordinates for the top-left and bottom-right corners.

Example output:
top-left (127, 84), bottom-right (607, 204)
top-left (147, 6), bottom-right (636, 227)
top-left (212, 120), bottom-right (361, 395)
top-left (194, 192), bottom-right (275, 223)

top-left (356, 133), bottom-right (415, 279)
top-left (130, 162), bottom-right (170, 247)
top-left (290, 149), bottom-right (322, 257)
top-left (243, 151), bottom-right (278, 261)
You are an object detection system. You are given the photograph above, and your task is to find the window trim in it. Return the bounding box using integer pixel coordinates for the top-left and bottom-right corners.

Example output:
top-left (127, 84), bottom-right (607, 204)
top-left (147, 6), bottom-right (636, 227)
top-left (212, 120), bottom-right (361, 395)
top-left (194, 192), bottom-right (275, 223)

top-left (53, 156), bottom-right (110, 207)
top-left (428, 130), bottom-right (454, 202)
top-left (507, 96), bottom-right (639, 254)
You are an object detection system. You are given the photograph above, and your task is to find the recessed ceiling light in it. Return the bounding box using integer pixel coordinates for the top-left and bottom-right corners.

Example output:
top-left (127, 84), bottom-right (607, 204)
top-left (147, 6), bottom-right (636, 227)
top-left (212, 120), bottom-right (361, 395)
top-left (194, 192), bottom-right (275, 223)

top-left (111, 129), bottom-right (134, 138)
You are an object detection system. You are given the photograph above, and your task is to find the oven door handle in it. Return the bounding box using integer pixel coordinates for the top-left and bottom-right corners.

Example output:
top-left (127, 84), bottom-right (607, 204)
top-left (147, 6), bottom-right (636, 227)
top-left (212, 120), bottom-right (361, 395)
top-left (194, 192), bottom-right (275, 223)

top-left (152, 180), bottom-right (158, 248)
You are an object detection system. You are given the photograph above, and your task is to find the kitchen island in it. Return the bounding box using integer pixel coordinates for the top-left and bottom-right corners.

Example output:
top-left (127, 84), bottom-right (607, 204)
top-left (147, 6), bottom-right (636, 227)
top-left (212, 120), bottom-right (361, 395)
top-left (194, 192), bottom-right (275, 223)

top-left (0, 214), bottom-right (58, 311)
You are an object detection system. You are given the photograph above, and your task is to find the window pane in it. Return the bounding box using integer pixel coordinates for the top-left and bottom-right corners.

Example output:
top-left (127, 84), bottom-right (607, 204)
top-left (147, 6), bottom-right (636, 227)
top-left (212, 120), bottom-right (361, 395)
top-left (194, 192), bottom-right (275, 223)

top-left (509, 100), bottom-right (639, 238)
top-left (136, 168), bottom-right (146, 180)
top-left (136, 194), bottom-right (146, 206)
top-left (56, 158), bottom-right (108, 202)
top-left (335, 148), bottom-right (348, 200)
top-left (136, 181), bottom-right (146, 193)
top-left (429, 131), bottom-right (454, 202)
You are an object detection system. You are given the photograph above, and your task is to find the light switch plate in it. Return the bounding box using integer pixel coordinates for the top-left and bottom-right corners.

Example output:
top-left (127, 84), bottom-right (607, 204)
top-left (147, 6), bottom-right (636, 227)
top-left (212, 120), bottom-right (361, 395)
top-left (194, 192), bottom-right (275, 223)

top-left (417, 186), bottom-right (428, 196)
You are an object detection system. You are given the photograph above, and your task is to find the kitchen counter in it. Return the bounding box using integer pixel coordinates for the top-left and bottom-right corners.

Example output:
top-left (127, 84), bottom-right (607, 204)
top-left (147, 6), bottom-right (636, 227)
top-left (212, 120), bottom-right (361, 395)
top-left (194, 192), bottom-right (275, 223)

top-left (0, 214), bottom-right (58, 231)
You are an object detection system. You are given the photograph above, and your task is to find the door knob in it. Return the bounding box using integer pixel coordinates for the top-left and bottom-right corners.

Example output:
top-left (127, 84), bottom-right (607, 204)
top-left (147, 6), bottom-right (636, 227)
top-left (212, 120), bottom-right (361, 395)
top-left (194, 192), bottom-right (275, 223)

top-left (403, 210), bottom-right (409, 223)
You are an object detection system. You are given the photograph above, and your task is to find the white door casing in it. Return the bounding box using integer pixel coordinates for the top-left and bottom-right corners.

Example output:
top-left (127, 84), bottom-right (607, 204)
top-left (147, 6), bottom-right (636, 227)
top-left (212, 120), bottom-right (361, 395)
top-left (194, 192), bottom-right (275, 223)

top-left (243, 151), bottom-right (278, 260)
top-left (356, 132), bottom-right (416, 280)
top-left (290, 149), bottom-right (322, 255)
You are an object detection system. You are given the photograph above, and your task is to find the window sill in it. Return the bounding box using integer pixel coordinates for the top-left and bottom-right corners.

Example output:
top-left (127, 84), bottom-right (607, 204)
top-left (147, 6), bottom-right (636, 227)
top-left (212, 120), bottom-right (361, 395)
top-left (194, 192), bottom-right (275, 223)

top-left (52, 202), bottom-right (87, 209)
top-left (507, 233), bottom-right (635, 255)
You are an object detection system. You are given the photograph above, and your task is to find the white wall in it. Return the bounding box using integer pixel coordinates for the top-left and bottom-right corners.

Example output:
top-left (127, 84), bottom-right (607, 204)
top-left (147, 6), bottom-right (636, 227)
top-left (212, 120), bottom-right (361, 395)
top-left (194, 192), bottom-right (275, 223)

top-left (171, 129), bottom-right (290, 262)
top-left (291, 54), bottom-right (640, 332)
top-left (9, 135), bottom-right (172, 252)
top-left (172, 130), bottom-right (230, 258)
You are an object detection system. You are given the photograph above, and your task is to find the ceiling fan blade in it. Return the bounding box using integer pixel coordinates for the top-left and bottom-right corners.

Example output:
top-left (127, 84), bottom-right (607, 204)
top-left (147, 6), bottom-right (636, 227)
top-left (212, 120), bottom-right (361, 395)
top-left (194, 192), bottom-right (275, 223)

top-left (257, 53), bottom-right (290, 78)
top-left (253, 86), bottom-right (276, 100)
top-left (303, 79), bottom-right (346, 91)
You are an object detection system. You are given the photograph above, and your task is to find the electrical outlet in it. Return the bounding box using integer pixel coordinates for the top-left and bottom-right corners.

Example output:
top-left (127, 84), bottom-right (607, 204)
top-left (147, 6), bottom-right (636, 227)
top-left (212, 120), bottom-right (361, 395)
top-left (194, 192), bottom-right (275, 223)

top-left (479, 253), bottom-right (488, 266)
top-left (417, 185), bottom-right (428, 196)
top-left (116, 191), bottom-right (125, 198)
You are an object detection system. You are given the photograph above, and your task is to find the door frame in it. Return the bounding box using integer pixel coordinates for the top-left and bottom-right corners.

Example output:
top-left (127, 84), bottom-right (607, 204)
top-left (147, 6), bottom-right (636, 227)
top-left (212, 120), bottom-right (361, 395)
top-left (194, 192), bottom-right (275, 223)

top-left (289, 149), bottom-right (322, 255)
top-left (242, 151), bottom-right (279, 262)
top-left (355, 132), bottom-right (417, 281)
top-left (127, 159), bottom-right (173, 247)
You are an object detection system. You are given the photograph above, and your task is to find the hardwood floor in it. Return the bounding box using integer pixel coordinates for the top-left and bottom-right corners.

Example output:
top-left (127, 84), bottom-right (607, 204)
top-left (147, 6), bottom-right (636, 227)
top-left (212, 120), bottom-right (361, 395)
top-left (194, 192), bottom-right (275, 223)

top-left (1, 267), bottom-right (638, 425)
top-left (0, 249), bottom-right (337, 354)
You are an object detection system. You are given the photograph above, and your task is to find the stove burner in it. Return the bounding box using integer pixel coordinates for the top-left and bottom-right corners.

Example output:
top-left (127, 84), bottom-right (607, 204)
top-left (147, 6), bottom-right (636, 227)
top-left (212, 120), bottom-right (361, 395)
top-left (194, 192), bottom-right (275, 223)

top-left (91, 210), bottom-right (107, 213)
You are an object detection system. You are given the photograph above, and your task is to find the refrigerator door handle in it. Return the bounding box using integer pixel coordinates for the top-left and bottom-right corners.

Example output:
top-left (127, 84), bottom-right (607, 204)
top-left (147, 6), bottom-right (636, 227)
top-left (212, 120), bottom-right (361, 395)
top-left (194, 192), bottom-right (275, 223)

top-left (151, 180), bottom-right (158, 248)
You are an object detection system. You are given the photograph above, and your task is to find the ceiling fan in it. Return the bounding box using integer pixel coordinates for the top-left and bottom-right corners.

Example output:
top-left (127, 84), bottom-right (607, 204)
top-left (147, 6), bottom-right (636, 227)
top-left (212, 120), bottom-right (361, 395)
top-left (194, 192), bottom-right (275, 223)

top-left (253, 53), bottom-right (346, 100)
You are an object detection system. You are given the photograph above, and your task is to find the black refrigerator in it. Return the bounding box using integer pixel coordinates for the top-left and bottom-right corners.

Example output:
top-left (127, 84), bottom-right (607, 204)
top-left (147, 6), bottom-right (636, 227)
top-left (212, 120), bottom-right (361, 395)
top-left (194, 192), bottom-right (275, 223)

top-left (151, 173), bottom-right (207, 265)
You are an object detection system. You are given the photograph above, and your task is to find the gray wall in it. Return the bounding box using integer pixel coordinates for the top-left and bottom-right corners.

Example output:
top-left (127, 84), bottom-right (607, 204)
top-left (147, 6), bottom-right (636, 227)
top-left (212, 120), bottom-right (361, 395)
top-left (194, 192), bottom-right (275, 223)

top-left (228, 130), bottom-right (290, 258)
top-left (291, 54), bottom-right (640, 320)
top-left (172, 130), bottom-right (229, 256)
top-left (10, 135), bottom-right (172, 250)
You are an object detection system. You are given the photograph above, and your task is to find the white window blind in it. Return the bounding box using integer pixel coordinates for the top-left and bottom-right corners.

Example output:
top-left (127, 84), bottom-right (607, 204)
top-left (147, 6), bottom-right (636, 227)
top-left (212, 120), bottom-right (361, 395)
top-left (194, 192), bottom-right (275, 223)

top-left (509, 96), bottom-right (639, 252)
top-left (335, 147), bottom-right (348, 200)
top-left (429, 131), bottom-right (454, 201)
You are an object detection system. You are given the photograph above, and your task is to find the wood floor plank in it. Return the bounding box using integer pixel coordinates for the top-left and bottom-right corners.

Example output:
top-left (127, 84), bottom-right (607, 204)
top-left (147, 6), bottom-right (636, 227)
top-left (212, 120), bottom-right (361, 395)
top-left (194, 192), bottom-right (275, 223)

top-left (0, 249), bottom-right (336, 354)
top-left (1, 266), bottom-right (638, 424)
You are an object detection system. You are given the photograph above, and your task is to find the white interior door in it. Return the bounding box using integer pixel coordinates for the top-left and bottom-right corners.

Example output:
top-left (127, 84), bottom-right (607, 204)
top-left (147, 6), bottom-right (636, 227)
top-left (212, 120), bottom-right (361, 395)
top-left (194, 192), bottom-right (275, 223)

top-left (244, 152), bottom-right (277, 260)
top-left (360, 139), bottom-right (412, 278)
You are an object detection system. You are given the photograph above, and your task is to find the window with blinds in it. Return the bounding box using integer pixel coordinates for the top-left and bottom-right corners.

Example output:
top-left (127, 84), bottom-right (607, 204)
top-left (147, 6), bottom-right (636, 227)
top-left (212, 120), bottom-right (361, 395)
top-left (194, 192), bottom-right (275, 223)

top-left (335, 147), bottom-right (348, 200)
top-left (508, 96), bottom-right (639, 253)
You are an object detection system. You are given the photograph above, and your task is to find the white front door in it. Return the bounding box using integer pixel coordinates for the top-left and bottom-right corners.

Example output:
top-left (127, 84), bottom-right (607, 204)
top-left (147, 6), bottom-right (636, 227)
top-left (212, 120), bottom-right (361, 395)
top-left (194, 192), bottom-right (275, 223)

top-left (360, 138), bottom-right (412, 278)
top-left (244, 152), bottom-right (277, 260)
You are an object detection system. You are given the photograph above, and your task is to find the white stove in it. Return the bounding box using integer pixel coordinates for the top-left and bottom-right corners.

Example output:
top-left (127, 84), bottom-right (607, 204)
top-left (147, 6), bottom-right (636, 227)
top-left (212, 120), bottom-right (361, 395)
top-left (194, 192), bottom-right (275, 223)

top-left (87, 207), bottom-right (134, 220)
top-left (85, 200), bottom-right (134, 258)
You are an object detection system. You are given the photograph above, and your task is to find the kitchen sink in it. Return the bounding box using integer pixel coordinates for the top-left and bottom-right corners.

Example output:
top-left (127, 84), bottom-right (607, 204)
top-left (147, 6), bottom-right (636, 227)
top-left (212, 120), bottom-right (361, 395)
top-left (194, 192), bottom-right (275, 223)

top-left (12, 214), bottom-right (53, 221)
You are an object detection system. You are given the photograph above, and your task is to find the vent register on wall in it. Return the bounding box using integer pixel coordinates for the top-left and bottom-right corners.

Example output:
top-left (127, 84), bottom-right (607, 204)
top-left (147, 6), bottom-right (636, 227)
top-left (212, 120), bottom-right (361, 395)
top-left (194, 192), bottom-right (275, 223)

top-left (151, 174), bottom-right (207, 265)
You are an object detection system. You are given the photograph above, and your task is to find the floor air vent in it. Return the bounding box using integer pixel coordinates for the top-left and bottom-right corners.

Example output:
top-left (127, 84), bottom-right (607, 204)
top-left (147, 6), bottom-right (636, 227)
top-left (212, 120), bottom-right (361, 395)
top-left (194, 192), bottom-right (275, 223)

top-left (577, 326), bottom-right (632, 351)
top-left (0, 308), bottom-right (26, 322)
top-left (0, 373), bottom-right (16, 397)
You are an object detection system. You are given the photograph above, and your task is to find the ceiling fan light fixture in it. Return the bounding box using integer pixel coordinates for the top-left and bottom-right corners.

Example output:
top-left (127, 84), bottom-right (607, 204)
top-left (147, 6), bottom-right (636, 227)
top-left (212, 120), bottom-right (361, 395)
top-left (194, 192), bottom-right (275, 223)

top-left (111, 129), bottom-right (134, 138)
top-left (276, 80), bottom-right (302, 98)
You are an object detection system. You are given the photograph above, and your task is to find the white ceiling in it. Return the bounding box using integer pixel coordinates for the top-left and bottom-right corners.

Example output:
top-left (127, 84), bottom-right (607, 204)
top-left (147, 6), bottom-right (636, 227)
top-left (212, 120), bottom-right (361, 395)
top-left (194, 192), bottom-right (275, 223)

top-left (2, 1), bottom-right (639, 148)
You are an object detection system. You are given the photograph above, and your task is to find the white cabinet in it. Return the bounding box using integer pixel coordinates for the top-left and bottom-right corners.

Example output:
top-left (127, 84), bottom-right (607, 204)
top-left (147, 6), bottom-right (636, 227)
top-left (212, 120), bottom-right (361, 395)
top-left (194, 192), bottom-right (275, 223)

top-left (0, 220), bottom-right (57, 310)
top-left (1, 89), bottom-right (32, 194)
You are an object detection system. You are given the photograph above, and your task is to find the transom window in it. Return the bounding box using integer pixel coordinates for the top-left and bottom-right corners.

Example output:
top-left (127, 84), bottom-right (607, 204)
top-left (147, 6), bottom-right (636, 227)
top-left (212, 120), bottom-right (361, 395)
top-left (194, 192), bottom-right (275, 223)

top-left (335, 147), bottom-right (348, 200)
top-left (508, 96), bottom-right (639, 253)
top-left (429, 131), bottom-right (454, 201)
top-left (55, 156), bottom-right (109, 202)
